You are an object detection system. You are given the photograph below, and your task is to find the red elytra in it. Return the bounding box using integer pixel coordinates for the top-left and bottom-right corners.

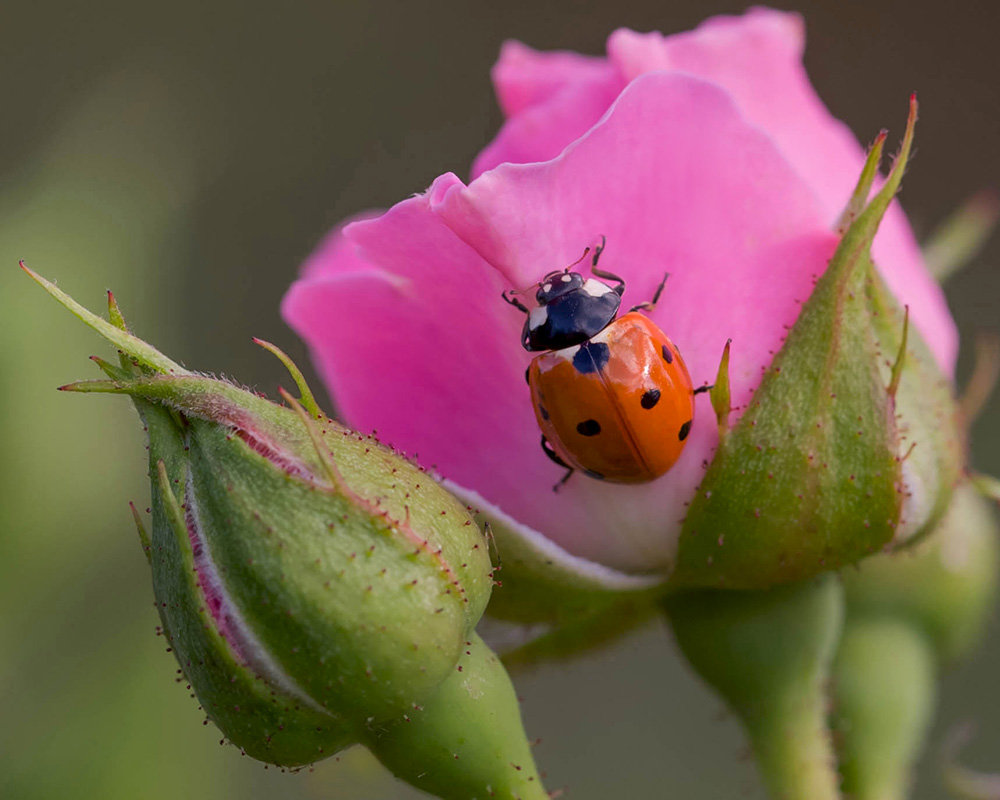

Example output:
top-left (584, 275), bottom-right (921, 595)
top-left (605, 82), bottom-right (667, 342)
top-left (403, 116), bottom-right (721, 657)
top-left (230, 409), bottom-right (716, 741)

top-left (528, 312), bottom-right (695, 483)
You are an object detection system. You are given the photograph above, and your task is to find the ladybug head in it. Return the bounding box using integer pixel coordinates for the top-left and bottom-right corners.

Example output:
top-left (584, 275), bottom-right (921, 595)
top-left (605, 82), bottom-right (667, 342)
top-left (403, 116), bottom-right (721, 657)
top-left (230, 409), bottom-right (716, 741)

top-left (535, 271), bottom-right (585, 305)
top-left (522, 270), bottom-right (622, 352)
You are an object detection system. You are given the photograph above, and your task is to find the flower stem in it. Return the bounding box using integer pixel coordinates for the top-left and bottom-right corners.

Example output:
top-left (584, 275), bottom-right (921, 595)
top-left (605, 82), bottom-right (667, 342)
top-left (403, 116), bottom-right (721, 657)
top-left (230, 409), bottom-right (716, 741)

top-left (747, 677), bottom-right (841, 800)
top-left (366, 633), bottom-right (549, 800)
top-left (831, 618), bottom-right (935, 800)
top-left (666, 575), bottom-right (844, 800)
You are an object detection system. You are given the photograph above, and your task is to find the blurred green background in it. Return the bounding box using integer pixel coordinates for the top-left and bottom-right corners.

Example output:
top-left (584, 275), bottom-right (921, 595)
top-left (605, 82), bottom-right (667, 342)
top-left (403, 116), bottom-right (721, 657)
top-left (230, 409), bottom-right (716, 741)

top-left (2, 1), bottom-right (998, 798)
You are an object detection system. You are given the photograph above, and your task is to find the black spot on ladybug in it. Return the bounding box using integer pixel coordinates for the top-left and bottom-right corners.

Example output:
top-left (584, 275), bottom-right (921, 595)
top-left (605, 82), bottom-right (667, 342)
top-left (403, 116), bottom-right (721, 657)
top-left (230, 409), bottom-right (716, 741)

top-left (661, 344), bottom-right (674, 364)
top-left (641, 389), bottom-right (661, 409)
top-left (539, 405), bottom-right (549, 421)
top-left (576, 419), bottom-right (601, 436)
top-left (584, 469), bottom-right (605, 480)
top-left (678, 420), bottom-right (692, 441)
top-left (572, 341), bottom-right (611, 374)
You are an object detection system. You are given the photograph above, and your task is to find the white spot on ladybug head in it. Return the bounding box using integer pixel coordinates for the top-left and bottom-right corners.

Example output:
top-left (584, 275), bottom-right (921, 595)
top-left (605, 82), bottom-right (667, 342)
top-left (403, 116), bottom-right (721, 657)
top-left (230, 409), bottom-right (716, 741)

top-left (542, 283), bottom-right (552, 293)
top-left (528, 306), bottom-right (548, 331)
top-left (561, 274), bottom-right (573, 282)
top-left (582, 279), bottom-right (614, 298)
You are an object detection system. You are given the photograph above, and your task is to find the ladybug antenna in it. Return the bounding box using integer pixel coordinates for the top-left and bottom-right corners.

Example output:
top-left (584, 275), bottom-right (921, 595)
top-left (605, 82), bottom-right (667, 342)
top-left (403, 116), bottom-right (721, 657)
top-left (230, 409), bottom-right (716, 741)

top-left (503, 266), bottom-right (558, 302)
top-left (562, 245), bottom-right (591, 274)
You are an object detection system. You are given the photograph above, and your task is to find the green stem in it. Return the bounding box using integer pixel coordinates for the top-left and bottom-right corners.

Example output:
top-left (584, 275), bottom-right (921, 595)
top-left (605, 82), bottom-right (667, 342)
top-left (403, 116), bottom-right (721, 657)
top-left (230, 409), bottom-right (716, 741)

top-left (748, 679), bottom-right (841, 800)
top-left (831, 618), bottom-right (936, 800)
top-left (666, 575), bottom-right (844, 800)
top-left (366, 633), bottom-right (549, 800)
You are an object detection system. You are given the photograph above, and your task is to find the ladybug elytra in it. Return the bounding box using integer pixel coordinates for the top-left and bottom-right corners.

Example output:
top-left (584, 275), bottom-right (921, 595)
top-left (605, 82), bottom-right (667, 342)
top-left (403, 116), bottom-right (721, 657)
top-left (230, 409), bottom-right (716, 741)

top-left (503, 237), bottom-right (707, 489)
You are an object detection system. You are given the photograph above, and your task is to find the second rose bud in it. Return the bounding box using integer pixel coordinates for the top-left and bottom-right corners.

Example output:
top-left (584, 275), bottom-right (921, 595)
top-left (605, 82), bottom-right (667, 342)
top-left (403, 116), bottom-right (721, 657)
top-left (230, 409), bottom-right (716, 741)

top-left (25, 266), bottom-right (549, 800)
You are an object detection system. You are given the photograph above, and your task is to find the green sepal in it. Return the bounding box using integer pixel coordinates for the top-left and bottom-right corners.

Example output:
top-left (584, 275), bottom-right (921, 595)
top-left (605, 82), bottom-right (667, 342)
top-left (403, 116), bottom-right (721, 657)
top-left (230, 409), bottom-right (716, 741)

top-left (831, 617), bottom-right (935, 800)
top-left (129, 501), bottom-right (152, 564)
top-left (673, 100), bottom-right (922, 589)
top-left (20, 262), bottom-right (187, 375)
top-left (923, 189), bottom-right (1000, 284)
top-left (106, 289), bottom-right (128, 332)
top-left (709, 338), bottom-right (733, 437)
top-left (140, 399), bottom-right (355, 766)
top-left (253, 337), bottom-right (323, 418)
top-left (835, 129), bottom-right (887, 234)
top-left (366, 633), bottom-right (548, 800)
top-left (67, 372), bottom-right (494, 629)
top-left (865, 272), bottom-right (963, 546)
top-left (182, 415), bottom-right (491, 723)
top-left (971, 472), bottom-right (1000, 502)
top-left (498, 599), bottom-right (656, 671)
top-left (667, 576), bottom-right (844, 800)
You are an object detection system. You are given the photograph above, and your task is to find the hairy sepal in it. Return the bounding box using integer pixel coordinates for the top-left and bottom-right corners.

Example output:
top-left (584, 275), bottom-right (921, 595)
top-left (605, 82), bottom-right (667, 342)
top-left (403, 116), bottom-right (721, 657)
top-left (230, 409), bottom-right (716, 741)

top-left (673, 100), bottom-right (927, 589)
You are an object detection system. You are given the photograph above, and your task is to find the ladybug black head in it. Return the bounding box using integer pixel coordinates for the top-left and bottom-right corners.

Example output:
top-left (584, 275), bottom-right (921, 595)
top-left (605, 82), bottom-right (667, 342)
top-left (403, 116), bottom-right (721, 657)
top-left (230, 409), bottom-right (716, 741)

top-left (535, 271), bottom-right (585, 304)
top-left (522, 271), bottom-right (622, 352)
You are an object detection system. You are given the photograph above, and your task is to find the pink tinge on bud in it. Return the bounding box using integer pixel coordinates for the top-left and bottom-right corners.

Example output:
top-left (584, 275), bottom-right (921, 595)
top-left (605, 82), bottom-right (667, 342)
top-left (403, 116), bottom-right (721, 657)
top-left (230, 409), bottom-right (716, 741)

top-left (233, 428), bottom-right (314, 481)
top-left (177, 470), bottom-right (326, 714)
top-left (184, 481), bottom-right (249, 664)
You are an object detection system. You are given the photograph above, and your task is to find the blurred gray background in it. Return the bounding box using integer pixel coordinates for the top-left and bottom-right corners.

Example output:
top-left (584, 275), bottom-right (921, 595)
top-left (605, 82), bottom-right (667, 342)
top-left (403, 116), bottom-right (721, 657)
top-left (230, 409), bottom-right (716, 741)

top-left (2, 1), bottom-right (997, 798)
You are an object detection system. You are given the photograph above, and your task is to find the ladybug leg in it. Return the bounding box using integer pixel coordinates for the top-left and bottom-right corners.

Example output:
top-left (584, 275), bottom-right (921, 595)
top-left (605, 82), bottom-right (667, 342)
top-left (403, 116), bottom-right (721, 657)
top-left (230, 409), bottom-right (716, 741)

top-left (693, 383), bottom-right (714, 396)
top-left (501, 289), bottom-right (529, 314)
top-left (540, 435), bottom-right (571, 467)
top-left (590, 237), bottom-right (627, 298)
top-left (540, 436), bottom-right (576, 492)
top-left (592, 234), bottom-right (607, 264)
top-left (630, 271), bottom-right (670, 313)
top-left (553, 468), bottom-right (575, 492)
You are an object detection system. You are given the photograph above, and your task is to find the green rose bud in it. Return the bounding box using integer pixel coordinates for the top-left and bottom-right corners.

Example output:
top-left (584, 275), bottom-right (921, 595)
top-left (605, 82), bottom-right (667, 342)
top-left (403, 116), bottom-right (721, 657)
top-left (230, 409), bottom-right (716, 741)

top-left (674, 98), bottom-right (963, 590)
top-left (24, 266), bottom-right (548, 800)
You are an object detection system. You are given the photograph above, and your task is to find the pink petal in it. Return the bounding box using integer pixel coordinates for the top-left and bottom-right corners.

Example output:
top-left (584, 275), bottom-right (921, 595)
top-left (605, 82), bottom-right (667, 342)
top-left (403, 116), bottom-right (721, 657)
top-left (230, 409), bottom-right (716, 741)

top-left (433, 72), bottom-right (839, 571)
top-left (284, 179), bottom-right (527, 490)
top-left (606, 8), bottom-right (956, 371)
top-left (493, 39), bottom-right (615, 118)
top-left (471, 67), bottom-right (622, 179)
top-left (285, 178), bottom-right (671, 568)
top-left (297, 211), bottom-right (385, 282)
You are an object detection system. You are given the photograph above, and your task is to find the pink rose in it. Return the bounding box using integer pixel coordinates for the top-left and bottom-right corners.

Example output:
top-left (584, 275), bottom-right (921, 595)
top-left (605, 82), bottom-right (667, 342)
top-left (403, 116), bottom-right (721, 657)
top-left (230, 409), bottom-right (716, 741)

top-left (283, 8), bottom-right (955, 579)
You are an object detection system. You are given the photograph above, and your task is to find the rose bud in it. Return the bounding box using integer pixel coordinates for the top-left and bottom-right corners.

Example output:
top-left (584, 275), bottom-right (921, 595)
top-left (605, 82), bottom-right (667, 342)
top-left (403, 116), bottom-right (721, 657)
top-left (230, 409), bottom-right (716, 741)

top-left (673, 95), bottom-right (963, 589)
top-left (23, 266), bottom-right (548, 800)
top-left (284, 10), bottom-right (961, 625)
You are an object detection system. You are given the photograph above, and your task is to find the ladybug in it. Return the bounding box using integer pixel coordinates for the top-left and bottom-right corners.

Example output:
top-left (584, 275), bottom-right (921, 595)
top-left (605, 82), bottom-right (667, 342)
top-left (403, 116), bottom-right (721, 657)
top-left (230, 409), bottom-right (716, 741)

top-left (503, 237), bottom-right (708, 489)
